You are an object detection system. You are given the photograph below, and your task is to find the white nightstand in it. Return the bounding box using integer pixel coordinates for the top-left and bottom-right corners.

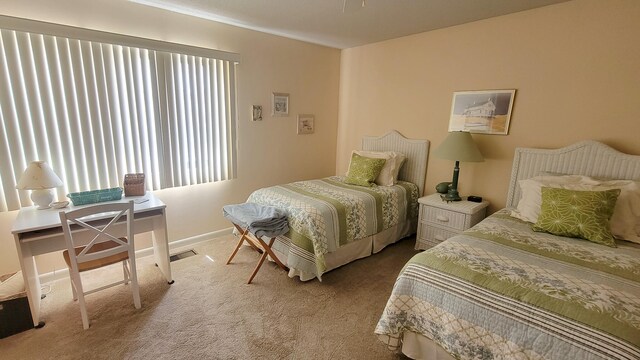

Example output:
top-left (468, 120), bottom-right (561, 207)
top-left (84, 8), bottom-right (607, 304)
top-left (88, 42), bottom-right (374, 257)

top-left (416, 193), bottom-right (490, 250)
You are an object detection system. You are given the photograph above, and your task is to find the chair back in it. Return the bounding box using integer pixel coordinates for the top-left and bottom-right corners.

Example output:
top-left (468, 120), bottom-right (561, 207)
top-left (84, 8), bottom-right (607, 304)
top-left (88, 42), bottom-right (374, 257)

top-left (59, 201), bottom-right (135, 269)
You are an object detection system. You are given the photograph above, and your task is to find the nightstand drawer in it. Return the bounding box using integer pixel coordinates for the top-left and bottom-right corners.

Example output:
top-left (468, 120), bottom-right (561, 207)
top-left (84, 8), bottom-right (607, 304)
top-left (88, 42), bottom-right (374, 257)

top-left (415, 194), bottom-right (490, 251)
top-left (423, 206), bottom-right (468, 231)
top-left (417, 224), bottom-right (459, 248)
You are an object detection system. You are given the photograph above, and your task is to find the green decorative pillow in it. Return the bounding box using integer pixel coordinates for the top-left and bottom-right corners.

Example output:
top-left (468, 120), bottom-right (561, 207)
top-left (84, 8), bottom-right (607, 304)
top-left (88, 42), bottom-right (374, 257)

top-left (532, 187), bottom-right (621, 247)
top-left (345, 153), bottom-right (386, 187)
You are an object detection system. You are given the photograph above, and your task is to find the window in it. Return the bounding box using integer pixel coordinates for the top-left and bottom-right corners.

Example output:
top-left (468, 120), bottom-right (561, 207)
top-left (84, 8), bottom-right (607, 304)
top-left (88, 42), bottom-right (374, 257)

top-left (0, 18), bottom-right (239, 211)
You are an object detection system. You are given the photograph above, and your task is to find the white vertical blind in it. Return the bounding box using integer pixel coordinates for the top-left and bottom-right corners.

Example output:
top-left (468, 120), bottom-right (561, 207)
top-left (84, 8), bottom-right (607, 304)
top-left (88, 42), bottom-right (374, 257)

top-left (0, 27), bottom-right (238, 212)
top-left (160, 54), bottom-right (237, 188)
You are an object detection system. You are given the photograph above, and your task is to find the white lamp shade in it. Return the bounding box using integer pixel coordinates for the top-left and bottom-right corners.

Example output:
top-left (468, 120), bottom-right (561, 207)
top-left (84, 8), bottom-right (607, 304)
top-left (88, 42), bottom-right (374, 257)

top-left (16, 161), bottom-right (63, 190)
top-left (433, 131), bottom-right (484, 162)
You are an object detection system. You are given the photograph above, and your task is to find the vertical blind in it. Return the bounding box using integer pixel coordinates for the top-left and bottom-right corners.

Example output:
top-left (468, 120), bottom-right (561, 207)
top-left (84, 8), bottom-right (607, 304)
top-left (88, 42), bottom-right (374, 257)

top-left (0, 27), bottom-right (238, 211)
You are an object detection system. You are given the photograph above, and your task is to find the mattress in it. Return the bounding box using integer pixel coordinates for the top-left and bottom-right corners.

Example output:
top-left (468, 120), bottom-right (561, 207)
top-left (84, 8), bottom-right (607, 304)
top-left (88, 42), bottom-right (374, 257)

top-left (376, 209), bottom-right (640, 360)
top-left (247, 176), bottom-right (419, 280)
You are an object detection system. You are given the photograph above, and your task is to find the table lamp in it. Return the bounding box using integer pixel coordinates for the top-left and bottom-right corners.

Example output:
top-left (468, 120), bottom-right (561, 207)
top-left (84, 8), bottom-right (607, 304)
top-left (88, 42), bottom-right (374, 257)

top-left (16, 161), bottom-right (63, 209)
top-left (432, 131), bottom-right (484, 202)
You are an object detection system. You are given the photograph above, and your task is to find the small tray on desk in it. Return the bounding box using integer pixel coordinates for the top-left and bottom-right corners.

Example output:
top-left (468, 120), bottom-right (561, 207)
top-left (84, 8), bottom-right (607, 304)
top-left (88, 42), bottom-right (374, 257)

top-left (67, 187), bottom-right (123, 206)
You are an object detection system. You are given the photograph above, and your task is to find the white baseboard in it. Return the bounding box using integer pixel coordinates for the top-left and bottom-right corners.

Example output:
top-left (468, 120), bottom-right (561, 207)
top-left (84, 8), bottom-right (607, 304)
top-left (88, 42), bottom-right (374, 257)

top-left (39, 227), bottom-right (233, 284)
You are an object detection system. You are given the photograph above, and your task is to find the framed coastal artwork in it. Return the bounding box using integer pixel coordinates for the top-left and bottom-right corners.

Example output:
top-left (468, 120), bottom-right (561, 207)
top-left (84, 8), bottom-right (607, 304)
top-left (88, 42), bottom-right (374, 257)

top-left (448, 89), bottom-right (516, 135)
top-left (272, 92), bottom-right (289, 117)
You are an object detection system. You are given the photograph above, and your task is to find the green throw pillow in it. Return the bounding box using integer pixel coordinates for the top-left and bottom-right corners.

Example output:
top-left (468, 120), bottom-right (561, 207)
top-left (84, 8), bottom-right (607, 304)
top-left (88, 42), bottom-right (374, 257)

top-left (345, 153), bottom-right (386, 187)
top-left (532, 187), bottom-right (620, 247)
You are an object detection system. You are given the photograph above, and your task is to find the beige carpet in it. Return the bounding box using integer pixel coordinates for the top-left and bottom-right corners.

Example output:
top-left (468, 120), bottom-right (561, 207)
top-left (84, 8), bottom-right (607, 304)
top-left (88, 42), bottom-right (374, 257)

top-left (1, 235), bottom-right (418, 359)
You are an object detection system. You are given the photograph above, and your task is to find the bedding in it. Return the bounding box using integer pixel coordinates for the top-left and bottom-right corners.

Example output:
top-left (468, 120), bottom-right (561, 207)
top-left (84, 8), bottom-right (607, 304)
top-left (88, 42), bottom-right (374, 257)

top-left (511, 175), bottom-right (640, 243)
top-left (376, 210), bottom-right (640, 360)
top-left (532, 187), bottom-right (620, 246)
top-left (344, 153), bottom-right (387, 187)
top-left (247, 176), bottom-right (419, 280)
top-left (351, 150), bottom-right (407, 186)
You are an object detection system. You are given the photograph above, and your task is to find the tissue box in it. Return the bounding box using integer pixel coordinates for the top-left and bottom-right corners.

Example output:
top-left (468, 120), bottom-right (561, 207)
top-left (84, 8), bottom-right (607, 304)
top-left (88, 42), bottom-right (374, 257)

top-left (0, 272), bottom-right (34, 338)
top-left (123, 173), bottom-right (145, 196)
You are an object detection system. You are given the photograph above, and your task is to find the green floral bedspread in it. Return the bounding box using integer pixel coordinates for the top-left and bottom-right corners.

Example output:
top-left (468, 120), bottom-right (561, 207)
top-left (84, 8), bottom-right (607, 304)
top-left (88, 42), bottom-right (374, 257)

top-left (376, 210), bottom-right (640, 360)
top-left (247, 176), bottom-right (419, 279)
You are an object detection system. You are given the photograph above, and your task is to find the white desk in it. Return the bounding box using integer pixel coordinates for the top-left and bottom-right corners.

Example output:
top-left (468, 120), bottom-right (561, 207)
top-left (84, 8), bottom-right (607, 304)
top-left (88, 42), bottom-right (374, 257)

top-left (11, 192), bottom-right (173, 327)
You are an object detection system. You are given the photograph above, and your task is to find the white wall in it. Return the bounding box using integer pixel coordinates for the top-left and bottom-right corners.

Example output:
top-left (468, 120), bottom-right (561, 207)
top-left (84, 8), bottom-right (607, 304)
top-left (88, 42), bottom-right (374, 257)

top-left (0, 0), bottom-right (341, 275)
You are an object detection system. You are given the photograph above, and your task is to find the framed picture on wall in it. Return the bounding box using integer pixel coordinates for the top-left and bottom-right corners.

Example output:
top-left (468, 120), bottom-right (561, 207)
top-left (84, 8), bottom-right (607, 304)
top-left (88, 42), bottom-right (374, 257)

top-left (251, 105), bottom-right (263, 121)
top-left (448, 89), bottom-right (516, 135)
top-left (297, 114), bottom-right (314, 134)
top-left (272, 92), bottom-right (289, 117)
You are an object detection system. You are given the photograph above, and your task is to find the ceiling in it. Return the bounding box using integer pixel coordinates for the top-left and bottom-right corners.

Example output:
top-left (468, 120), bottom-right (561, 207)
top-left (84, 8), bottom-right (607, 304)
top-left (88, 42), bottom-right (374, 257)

top-left (129, 0), bottom-right (570, 49)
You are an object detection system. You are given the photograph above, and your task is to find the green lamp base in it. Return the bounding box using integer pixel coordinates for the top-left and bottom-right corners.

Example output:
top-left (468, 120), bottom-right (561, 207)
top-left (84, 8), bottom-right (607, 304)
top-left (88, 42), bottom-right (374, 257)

top-left (440, 189), bottom-right (462, 202)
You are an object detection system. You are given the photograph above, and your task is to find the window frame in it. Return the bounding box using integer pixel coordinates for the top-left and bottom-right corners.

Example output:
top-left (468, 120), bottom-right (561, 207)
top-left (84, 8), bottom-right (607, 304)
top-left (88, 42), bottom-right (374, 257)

top-left (0, 15), bottom-right (239, 211)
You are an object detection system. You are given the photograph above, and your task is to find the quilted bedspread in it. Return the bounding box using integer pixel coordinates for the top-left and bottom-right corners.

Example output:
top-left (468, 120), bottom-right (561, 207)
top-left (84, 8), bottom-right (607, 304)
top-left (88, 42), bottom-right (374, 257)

top-left (247, 176), bottom-right (419, 279)
top-left (376, 210), bottom-right (640, 360)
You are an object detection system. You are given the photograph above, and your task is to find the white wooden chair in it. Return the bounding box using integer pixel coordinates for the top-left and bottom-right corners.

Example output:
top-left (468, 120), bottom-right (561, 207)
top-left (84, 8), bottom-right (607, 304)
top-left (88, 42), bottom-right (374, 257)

top-left (59, 201), bottom-right (140, 330)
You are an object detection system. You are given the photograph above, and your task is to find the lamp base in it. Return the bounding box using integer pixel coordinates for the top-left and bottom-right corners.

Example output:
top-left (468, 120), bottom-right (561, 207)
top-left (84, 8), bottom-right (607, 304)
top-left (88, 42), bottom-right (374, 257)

top-left (440, 189), bottom-right (462, 202)
top-left (31, 189), bottom-right (54, 210)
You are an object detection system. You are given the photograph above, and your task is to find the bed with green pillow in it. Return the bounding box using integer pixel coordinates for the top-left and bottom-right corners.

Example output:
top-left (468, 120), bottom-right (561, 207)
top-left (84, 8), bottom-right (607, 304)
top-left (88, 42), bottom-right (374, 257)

top-left (243, 130), bottom-right (429, 281)
top-left (376, 140), bottom-right (640, 359)
top-left (248, 176), bottom-right (419, 280)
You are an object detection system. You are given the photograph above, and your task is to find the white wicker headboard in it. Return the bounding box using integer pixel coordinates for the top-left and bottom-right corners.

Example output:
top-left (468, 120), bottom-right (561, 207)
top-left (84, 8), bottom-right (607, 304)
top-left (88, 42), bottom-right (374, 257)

top-left (362, 130), bottom-right (429, 196)
top-left (506, 140), bottom-right (640, 208)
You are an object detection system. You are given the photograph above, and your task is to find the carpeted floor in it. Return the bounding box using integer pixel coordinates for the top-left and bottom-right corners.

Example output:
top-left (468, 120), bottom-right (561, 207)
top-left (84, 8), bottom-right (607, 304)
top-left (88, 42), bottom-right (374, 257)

top-left (1, 234), bottom-right (418, 359)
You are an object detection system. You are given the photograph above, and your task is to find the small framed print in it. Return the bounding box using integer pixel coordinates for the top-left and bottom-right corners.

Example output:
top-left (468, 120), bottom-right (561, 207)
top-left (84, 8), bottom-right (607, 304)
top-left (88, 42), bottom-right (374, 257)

top-left (251, 105), bottom-right (263, 121)
top-left (297, 114), bottom-right (314, 135)
top-left (448, 89), bottom-right (516, 135)
top-left (272, 92), bottom-right (289, 117)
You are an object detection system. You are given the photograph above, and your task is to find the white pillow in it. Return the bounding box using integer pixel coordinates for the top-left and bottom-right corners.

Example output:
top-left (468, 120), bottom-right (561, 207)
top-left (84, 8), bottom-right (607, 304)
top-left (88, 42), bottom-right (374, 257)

top-left (511, 175), bottom-right (598, 222)
top-left (350, 150), bottom-right (406, 186)
top-left (511, 175), bottom-right (640, 243)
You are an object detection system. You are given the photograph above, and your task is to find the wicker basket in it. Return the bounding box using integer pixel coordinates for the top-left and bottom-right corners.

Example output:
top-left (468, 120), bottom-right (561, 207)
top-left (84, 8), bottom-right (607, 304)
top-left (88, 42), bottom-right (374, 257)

top-left (68, 188), bottom-right (123, 206)
top-left (124, 173), bottom-right (145, 196)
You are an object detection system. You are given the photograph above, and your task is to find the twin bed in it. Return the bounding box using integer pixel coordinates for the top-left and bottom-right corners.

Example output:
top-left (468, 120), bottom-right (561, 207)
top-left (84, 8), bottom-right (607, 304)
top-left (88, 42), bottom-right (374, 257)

top-left (375, 140), bottom-right (640, 360)
top-left (246, 130), bottom-right (429, 281)
top-left (240, 133), bottom-right (639, 359)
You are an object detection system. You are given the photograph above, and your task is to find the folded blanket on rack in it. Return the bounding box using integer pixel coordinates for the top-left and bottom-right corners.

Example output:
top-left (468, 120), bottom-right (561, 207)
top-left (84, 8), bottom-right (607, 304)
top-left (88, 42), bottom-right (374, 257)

top-left (222, 203), bottom-right (289, 239)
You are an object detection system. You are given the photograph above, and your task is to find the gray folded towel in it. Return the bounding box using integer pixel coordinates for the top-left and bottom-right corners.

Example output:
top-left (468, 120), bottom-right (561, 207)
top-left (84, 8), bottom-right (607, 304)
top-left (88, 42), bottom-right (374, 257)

top-left (222, 203), bottom-right (289, 239)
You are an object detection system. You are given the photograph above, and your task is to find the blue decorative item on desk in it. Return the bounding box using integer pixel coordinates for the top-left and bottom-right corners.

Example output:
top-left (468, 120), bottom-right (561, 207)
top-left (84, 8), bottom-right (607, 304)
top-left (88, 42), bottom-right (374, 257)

top-left (67, 187), bottom-right (123, 206)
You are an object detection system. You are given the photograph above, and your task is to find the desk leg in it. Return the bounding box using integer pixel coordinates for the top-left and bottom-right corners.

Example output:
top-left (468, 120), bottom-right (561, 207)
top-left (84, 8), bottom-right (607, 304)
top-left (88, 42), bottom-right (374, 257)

top-left (15, 234), bottom-right (44, 327)
top-left (152, 209), bottom-right (173, 284)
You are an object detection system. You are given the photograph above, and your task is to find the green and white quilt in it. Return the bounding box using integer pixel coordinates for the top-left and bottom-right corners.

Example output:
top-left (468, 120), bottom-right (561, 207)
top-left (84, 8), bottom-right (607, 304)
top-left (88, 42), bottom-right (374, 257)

top-left (376, 210), bottom-right (640, 360)
top-left (247, 176), bottom-right (419, 280)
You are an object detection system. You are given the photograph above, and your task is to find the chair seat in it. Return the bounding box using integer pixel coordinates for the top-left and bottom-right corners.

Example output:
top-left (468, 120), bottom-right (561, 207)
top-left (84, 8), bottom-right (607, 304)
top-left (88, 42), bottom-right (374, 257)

top-left (63, 238), bottom-right (130, 272)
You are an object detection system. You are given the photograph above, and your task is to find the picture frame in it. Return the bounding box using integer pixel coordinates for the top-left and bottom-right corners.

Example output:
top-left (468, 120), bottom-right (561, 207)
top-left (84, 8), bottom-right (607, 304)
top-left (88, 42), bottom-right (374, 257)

top-left (297, 114), bottom-right (314, 135)
top-left (272, 92), bottom-right (289, 117)
top-left (448, 89), bottom-right (516, 135)
top-left (251, 105), bottom-right (263, 121)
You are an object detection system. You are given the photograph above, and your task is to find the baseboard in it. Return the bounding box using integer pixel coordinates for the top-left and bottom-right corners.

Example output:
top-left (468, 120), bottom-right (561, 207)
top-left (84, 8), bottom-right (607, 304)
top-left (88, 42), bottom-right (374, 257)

top-left (38, 227), bottom-right (233, 284)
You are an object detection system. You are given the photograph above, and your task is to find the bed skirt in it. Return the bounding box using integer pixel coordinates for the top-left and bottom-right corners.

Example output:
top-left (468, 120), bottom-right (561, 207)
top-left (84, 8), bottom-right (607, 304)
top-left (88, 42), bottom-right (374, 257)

top-left (271, 218), bottom-right (416, 281)
top-left (400, 331), bottom-right (455, 360)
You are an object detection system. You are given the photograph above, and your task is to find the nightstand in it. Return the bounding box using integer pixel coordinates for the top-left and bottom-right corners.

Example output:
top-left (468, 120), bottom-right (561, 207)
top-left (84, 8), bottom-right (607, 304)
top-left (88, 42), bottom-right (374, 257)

top-left (416, 193), bottom-right (490, 250)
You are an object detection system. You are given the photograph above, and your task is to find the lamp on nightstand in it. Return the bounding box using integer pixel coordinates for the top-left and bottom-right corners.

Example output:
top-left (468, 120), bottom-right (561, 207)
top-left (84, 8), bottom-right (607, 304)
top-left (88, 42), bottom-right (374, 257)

top-left (433, 131), bottom-right (484, 202)
top-left (16, 161), bottom-right (63, 209)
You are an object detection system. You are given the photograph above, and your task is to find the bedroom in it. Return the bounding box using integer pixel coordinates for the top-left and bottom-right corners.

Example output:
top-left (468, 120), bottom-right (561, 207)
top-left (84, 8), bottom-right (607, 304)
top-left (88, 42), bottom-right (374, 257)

top-left (0, 0), bottom-right (638, 358)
